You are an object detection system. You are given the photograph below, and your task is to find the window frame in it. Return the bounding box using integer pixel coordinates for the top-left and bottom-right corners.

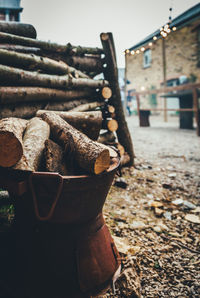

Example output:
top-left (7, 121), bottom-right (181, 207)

top-left (143, 48), bottom-right (152, 68)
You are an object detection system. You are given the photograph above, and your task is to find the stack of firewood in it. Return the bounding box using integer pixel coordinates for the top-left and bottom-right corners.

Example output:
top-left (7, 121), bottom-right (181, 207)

top-left (0, 21), bottom-right (134, 167)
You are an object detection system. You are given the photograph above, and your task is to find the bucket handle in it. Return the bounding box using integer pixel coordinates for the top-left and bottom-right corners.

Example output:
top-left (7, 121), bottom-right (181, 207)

top-left (29, 172), bottom-right (63, 221)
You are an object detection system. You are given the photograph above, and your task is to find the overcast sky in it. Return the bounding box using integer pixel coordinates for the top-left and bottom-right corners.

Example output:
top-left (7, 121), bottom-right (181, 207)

top-left (21, 0), bottom-right (200, 67)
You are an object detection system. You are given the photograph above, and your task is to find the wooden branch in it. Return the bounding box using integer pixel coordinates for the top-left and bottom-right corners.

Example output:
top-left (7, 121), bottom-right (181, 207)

top-left (0, 98), bottom-right (94, 119)
top-left (100, 32), bottom-right (135, 165)
top-left (0, 49), bottom-right (70, 75)
top-left (14, 117), bottom-right (50, 171)
top-left (40, 112), bottom-right (110, 175)
top-left (37, 110), bottom-right (102, 140)
top-left (0, 64), bottom-right (109, 89)
top-left (0, 21), bottom-right (37, 38)
top-left (0, 117), bottom-right (28, 167)
top-left (45, 98), bottom-right (94, 112)
top-left (67, 55), bottom-right (104, 73)
top-left (0, 32), bottom-right (103, 55)
top-left (0, 87), bottom-right (95, 104)
top-left (44, 139), bottom-right (68, 175)
top-left (0, 44), bottom-right (41, 54)
top-left (69, 101), bottom-right (103, 112)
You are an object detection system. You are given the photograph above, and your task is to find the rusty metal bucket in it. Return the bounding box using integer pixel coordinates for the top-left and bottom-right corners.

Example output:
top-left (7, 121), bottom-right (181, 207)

top-left (14, 156), bottom-right (120, 225)
top-left (9, 157), bottom-right (121, 297)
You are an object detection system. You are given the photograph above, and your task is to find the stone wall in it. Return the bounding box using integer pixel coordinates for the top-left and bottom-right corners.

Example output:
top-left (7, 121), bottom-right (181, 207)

top-left (126, 19), bottom-right (200, 94)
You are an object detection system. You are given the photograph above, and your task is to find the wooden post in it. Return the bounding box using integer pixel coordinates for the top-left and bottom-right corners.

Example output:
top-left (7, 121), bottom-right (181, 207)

top-left (124, 52), bottom-right (128, 116)
top-left (162, 38), bottom-right (167, 122)
top-left (192, 87), bottom-right (200, 136)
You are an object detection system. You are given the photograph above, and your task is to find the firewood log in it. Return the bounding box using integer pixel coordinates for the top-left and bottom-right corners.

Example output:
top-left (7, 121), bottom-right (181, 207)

top-left (67, 55), bottom-right (104, 73)
top-left (120, 152), bottom-right (131, 167)
top-left (0, 87), bottom-right (95, 104)
top-left (0, 49), bottom-right (70, 75)
top-left (69, 101), bottom-right (103, 112)
top-left (102, 119), bottom-right (118, 132)
top-left (101, 87), bottom-right (112, 99)
top-left (45, 99), bottom-right (93, 112)
top-left (0, 32), bottom-right (103, 55)
top-left (36, 110), bottom-right (102, 141)
top-left (0, 102), bottom-right (46, 119)
top-left (14, 117), bottom-right (50, 171)
top-left (0, 64), bottom-right (109, 89)
top-left (100, 32), bottom-right (135, 165)
top-left (0, 21), bottom-right (37, 38)
top-left (44, 139), bottom-right (68, 175)
top-left (98, 131), bottom-right (116, 144)
top-left (0, 44), bottom-right (41, 54)
top-left (0, 117), bottom-right (28, 167)
top-left (40, 112), bottom-right (110, 175)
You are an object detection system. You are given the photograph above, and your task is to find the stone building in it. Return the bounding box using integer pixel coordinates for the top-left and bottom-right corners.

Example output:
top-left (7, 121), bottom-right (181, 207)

top-left (0, 0), bottom-right (23, 22)
top-left (125, 3), bottom-right (200, 111)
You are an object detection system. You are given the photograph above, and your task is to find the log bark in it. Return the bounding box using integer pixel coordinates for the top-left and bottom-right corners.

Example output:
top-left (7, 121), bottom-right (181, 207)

top-left (0, 49), bottom-right (70, 75)
top-left (120, 152), bottom-right (131, 167)
top-left (45, 98), bottom-right (93, 112)
top-left (0, 44), bottom-right (41, 54)
top-left (0, 99), bottom-right (94, 119)
top-left (67, 55), bottom-right (104, 73)
top-left (0, 117), bottom-right (28, 167)
top-left (100, 32), bottom-right (135, 165)
top-left (69, 101), bottom-right (103, 112)
top-left (0, 21), bottom-right (37, 38)
top-left (44, 139), bottom-right (68, 175)
top-left (40, 112), bottom-right (110, 175)
top-left (36, 110), bottom-right (102, 141)
top-left (0, 32), bottom-right (103, 55)
top-left (0, 64), bottom-right (109, 89)
top-left (98, 131), bottom-right (116, 144)
top-left (0, 87), bottom-right (95, 104)
top-left (14, 117), bottom-right (50, 171)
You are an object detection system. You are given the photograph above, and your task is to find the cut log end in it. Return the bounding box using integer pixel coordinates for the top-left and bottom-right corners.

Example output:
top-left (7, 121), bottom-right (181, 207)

top-left (101, 87), bottom-right (112, 99)
top-left (94, 149), bottom-right (110, 174)
top-left (100, 33), bottom-right (109, 41)
top-left (0, 131), bottom-right (23, 167)
top-left (107, 119), bottom-right (118, 132)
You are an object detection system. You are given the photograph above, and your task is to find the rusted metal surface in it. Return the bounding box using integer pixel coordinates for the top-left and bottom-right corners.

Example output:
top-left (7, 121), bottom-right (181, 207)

top-left (0, 157), bottom-right (121, 297)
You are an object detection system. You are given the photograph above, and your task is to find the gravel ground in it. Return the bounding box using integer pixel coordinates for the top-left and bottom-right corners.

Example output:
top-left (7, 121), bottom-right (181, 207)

top-left (102, 115), bottom-right (200, 298)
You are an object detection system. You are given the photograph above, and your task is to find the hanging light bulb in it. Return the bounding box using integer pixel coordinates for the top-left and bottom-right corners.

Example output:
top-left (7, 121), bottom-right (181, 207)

top-left (141, 47), bottom-right (145, 52)
top-left (172, 26), bottom-right (176, 31)
top-left (131, 50), bottom-right (135, 55)
top-left (153, 36), bottom-right (157, 40)
top-left (149, 42), bottom-right (153, 46)
top-left (136, 49), bottom-right (140, 54)
top-left (125, 49), bottom-right (130, 54)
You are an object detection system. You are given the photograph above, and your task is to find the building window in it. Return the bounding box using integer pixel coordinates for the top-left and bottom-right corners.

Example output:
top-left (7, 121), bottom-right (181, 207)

top-left (143, 49), bottom-right (151, 68)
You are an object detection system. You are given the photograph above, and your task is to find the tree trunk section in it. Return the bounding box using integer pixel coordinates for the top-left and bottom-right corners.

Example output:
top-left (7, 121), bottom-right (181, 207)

top-left (102, 119), bottom-right (118, 132)
top-left (0, 21), bottom-right (37, 38)
top-left (69, 101), bottom-right (103, 112)
top-left (14, 117), bottom-right (50, 171)
top-left (0, 117), bottom-right (28, 167)
top-left (0, 64), bottom-right (109, 89)
top-left (36, 110), bottom-right (102, 141)
top-left (0, 87), bottom-right (95, 105)
top-left (44, 139), bottom-right (68, 175)
top-left (37, 110), bottom-right (102, 141)
top-left (100, 32), bottom-right (135, 165)
top-left (40, 112), bottom-right (110, 175)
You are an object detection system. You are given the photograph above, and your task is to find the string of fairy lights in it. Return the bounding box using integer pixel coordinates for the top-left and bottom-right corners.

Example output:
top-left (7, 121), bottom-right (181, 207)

top-left (124, 3), bottom-right (177, 56)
